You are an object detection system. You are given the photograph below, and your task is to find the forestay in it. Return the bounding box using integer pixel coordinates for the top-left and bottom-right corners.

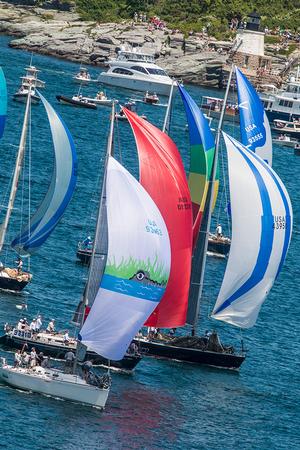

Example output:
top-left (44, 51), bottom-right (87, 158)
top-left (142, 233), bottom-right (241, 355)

top-left (236, 67), bottom-right (272, 166)
top-left (212, 133), bottom-right (292, 328)
top-left (0, 67), bottom-right (7, 138)
top-left (11, 92), bottom-right (77, 254)
top-left (124, 107), bottom-right (193, 328)
top-left (79, 157), bottom-right (171, 360)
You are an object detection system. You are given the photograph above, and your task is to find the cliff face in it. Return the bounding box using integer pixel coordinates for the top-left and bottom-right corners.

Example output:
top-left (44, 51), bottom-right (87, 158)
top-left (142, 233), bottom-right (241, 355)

top-left (0, 1), bottom-right (226, 87)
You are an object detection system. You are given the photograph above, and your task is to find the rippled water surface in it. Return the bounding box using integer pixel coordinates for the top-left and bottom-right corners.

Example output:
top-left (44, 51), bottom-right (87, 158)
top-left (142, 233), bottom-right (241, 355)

top-left (0, 36), bottom-right (298, 449)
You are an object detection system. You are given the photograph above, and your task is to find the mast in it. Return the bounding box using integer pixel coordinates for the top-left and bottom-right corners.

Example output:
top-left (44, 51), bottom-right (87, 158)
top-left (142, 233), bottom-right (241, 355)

top-left (0, 87), bottom-right (32, 253)
top-left (188, 65), bottom-right (234, 335)
top-left (82, 101), bottom-right (115, 316)
top-left (162, 80), bottom-right (175, 134)
top-left (74, 102), bottom-right (115, 370)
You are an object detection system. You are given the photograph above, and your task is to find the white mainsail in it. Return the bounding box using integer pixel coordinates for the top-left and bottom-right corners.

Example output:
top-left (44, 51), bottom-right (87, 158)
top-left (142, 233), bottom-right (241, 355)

top-left (212, 133), bottom-right (292, 328)
top-left (79, 156), bottom-right (171, 360)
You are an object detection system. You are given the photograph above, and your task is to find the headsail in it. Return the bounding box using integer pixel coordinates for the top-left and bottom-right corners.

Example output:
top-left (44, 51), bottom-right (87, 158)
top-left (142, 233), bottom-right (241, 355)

top-left (212, 133), bottom-right (292, 328)
top-left (79, 157), bottom-right (171, 360)
top-left (0, 67), bottom-right (7, 138)
top-left (235, 67), bottom-right (272, 165)
top-left (11, 92), bottom-right (77, 254)
top-left (178, 84), bottom-right (217, 246)
top-left (124, 107), bottom-right (193, 328)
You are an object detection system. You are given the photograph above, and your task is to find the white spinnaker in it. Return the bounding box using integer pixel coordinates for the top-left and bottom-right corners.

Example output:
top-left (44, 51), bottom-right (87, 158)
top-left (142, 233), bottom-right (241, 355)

top-left (80, 157), bottom-right (171, 360)
top-left (212, 133), bottom-right (292, 328)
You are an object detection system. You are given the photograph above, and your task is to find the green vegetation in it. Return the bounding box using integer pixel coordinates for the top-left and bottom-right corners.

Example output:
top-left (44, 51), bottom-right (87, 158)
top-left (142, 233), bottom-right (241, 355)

top-left (74, 0), bottom-right (300, 35)
top-left (105, 256), bottom-right (169, 285)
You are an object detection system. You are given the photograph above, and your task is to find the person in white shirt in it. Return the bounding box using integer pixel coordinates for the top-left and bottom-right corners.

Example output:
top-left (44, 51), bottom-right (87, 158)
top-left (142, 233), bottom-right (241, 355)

top-left (30, 319), bottom-right (37, 332)
top-left (36, 315), bottom-right (42, 332)
top-left (14, 350), bottom-right (22, 367)
top-left (216, 223), bottom-right (223, 238)
top-left (30, 347), bottom-right (37, 368)
top-left (63, 331), bottom-right (70, 345)
top-left (46, 319), bottom-right (55, 334)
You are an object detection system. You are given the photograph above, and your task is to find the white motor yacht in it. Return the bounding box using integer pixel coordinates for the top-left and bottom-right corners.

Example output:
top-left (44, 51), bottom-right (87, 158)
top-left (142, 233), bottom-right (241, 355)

top-left (259, 74), bottom-right (300, 121)
top-left (0, 358), bottom-right (110, 408)
top-left (98, 46), bottom-right (174, 96)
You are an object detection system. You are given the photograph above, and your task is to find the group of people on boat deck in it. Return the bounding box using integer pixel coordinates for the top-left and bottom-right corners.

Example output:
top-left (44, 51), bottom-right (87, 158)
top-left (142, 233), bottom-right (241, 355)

top-left (16, 315), bottom-right (43, 333)
top-left (14, 347), bottom-right (49, 369)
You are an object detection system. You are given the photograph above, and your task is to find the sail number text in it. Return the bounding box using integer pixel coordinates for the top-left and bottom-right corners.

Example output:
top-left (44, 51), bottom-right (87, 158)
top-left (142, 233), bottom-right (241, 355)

top-left (146, 220), bottom-right (163, 235)
top-left (273, 216), bottom-right (286, 229)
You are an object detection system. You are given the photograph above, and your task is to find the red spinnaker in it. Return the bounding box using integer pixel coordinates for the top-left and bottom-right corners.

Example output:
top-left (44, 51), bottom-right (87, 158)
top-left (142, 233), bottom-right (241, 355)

top-left (124, 108), bottom-right (193, 328)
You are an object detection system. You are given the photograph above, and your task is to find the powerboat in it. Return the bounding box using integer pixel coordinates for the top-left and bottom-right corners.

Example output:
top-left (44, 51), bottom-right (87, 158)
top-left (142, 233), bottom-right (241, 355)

top-left (56, 94), bottom-right (97, 109)
top-left (143, 91), bottom-right (159, 104)
top-left (200, 96), bottom-right (239, 123)
top-left (273, 136), bottom-right (299, 148)
top-left (13, 66), bottom-right (45, 104)
top-left (115, 101), bottom-right (147, 121)
top-left (80, 91), bottom-right (115, 107)
top-left (272, 118), bottom-right (300, 138)
top-left (0, 358), bottom-right (110, 408)
top-left (259, 75), bottom-right (300, 121)
top-left (73, 67), bottom-right (93, 84)
top-left (98, 46), bottom-right (174, 96)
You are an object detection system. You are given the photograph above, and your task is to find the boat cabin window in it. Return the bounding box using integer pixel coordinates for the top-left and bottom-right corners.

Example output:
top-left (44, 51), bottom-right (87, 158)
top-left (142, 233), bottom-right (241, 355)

top-left (286, 85), bottom-right (300, 95)
top-left (146, 68), bottom-right (167, 76)
top-left (279, 100), bottom-right (293, 108)
top-left (112, 68), bottom-right (133, 75)
top-left (130, 66), bottom-right (148, 74)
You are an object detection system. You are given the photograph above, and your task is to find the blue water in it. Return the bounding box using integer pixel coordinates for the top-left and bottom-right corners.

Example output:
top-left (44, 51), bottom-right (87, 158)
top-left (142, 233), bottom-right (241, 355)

top-left (0, 35), bottom-right (299, 449)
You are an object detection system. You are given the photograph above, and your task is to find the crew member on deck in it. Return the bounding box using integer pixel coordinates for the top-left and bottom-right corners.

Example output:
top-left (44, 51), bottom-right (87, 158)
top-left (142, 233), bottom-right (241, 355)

top-left (64, 350), bottom-right (75, 373)
top-left (30, 319), bottom-right (37, 333)
top-left (216, 223), bottom-right (223, 238)
top-left (63, 330), bottom-right (70, 344)
top-left (46, 319), bottom-right (55, 334)
top-left (16, 257), bottom-right (23, 274)
top-left (36, 315), bottom-right (42, 332)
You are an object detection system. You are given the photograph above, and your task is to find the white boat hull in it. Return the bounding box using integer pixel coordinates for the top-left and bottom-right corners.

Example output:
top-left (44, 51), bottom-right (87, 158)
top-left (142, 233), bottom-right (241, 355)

top-left (98, 73), bottom-right (173, 96)
top-left (0, 365), bottom-right (109, 408)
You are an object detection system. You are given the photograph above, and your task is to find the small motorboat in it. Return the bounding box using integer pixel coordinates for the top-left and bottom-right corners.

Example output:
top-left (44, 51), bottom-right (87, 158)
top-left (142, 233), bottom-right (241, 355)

top-left (73, 67), bottom-right (93, 84)
top-left (143, 91), bottom-right (159, 104)
top-left (115, 101), bottom-right (147, 121)
top-left (273, 136), bottom-right (299, 148)
top-left (272, 119), bottom-right (300, 138)
top-left (207, 233), bottom-right (231, 258)
top-left (56, 95), bottom-right (97, 109)
top-left (81, 91), bottom-right (115, 107)
top-left (0, 357), bottom-right (110, 408)
top-left (13, 65), bottom-right (45, 104)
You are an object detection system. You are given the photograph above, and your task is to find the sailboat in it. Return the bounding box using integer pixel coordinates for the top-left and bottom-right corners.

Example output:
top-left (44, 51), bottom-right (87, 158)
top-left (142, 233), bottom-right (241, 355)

top-left (0, 67), bottom-right (77, 292)
top-left (133, 69), bottom-right (292, 369)
top-left (13, 65), bottom-right (45, 104)
top-left (0, 102), bottom-right (171, 406)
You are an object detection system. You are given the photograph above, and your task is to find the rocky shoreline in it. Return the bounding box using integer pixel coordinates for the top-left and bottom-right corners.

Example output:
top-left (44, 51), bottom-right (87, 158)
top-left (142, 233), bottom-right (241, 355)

top-left (0, 1), bottom-right (297, 88)
top-left (0, 1), bottom-right (229, 87)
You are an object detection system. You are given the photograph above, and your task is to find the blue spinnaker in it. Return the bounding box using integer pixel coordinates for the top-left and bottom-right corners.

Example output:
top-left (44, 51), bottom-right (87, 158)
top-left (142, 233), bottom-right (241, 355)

top-left (11, 92), bottom-right (77, 254)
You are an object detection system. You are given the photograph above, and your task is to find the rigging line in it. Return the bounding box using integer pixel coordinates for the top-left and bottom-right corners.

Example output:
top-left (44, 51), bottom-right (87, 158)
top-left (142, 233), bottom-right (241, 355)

top-left (115, 114), bottom-right (122, 164)
top-left (27, 97), bottom-right (32, 272)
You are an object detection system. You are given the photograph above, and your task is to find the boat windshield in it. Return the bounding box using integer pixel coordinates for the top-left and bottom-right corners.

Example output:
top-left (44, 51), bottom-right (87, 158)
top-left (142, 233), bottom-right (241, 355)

top-left (130, 66), bottom-right (148, 74)
top-left (146, 67), bottom-right (168, 76)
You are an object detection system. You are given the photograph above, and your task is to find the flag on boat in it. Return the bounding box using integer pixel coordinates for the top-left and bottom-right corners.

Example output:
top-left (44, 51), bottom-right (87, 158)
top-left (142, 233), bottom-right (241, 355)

top-left (178, 84), bottom-right (218, 247)
top-left (124, 107), bottom-right (193, 328)
top-left (0, 67), bottom-right (7, 139)
top-left (212, 133), bottom-right (292, 328)
top-left (11, 92), bottom-right (77, 254)
top-left (79, 157), bottom-right (171, 360)
top-left (235, 66), bottom-right (272, 166)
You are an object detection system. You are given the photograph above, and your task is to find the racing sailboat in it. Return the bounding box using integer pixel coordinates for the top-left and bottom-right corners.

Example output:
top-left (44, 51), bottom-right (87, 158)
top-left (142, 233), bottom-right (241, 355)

top-left (132, 71), bottom-right (291, 369)
top-left (0, 102), bottom-right (171, 407)
top-left (0, 67), bottom-right (77, 292)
